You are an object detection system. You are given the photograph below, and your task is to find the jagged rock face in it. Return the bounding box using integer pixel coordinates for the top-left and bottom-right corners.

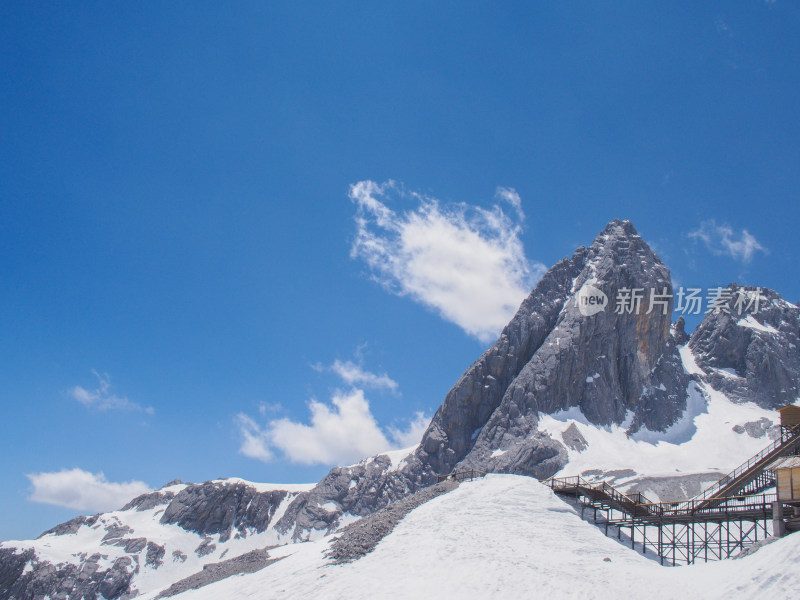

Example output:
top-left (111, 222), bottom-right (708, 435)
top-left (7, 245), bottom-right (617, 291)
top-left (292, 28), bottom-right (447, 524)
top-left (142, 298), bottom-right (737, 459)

top-left (37, 514), bottom-right (100, 538)
top-left (671, 316), bottom-right (689, 345)
top-left (0, 547), bottom-right (134, 600)
top-left (160, 482), bottom-right (288, 542)
top-left (429, 219), bottom-right (688, 476)
top-left (274, 455), bottom-right (423, 540)
top-left (688, 284), bottom-right (800, 408)
top-left (0, 480), bottom-right (302, 600)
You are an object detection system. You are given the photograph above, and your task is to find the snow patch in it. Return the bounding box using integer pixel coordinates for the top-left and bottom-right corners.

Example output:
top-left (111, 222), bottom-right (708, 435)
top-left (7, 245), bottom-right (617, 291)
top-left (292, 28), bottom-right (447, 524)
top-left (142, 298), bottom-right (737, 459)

top-left (539, 383), bottom-right (777, 480)
top-left (679, 345), bottom-right (705, 376)
top-left (212, 478), bottom-right (315, 493)
top-left (379, 445), bottom-right (418, 472)
top-left (737, 315), bottom-right (779, 335)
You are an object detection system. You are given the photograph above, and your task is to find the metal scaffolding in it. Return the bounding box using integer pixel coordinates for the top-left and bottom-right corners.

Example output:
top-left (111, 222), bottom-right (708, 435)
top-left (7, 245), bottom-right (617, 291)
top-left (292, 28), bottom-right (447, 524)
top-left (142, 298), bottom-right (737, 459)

top-left (544, 422), bottom-right (800, 565)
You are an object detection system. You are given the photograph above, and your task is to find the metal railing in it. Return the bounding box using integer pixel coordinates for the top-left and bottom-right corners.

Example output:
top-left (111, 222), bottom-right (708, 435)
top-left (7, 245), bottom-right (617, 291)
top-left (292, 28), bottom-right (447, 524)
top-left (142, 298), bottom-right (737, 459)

top-left (544, 476), bottom-right (655, 510)
top-left (672, 423), bottom-right (800, 511)
top-left (437, 469), bottom-right (487, 483)
top-left (545, 475), bottom-right (776, 521)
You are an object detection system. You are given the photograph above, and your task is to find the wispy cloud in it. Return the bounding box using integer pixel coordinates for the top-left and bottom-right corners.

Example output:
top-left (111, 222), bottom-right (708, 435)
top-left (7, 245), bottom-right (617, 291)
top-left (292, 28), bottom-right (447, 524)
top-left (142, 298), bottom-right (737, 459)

top-left (326, 359), bottom-right (398, 392)
top-left (688, 220), bottom-right (766, 263)
top-left (349, 180), bottom-right (545, 343)
top-left (27, 468), bottom-right (151, 512)
top-left (69, 371), bottom-right (153, 414)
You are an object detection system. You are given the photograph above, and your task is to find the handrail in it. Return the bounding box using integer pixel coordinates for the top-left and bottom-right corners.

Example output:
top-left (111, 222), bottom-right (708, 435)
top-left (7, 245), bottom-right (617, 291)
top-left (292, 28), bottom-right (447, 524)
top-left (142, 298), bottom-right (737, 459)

top-left (544, 476), bottom-right (655, 508)
top-left (672, 422), bottom-right (800, 511)
top-left (436, 469), bottom-right (487, 483)
top-left (545, 475), bottom-right (776, 520)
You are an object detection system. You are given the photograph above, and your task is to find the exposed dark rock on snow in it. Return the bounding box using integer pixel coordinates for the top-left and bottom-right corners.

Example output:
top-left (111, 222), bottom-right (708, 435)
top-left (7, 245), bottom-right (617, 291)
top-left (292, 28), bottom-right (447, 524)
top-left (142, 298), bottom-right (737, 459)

top-left (172, 550), bottom-right (187, 563)
top-left (194, 537), bottom-right (216, 557)
top-left (326, 479), bottom-right (459, 564)
top-left (561, 423), bottom-right (588, 452)
top-left (274, 453), bottom-right (424, 540)
top-left (0, 547), bottom-right (135, 600)
top-left (688, 284), bottom-right (800, 409)
top-left (146, 542), bottom-right (166, 568)
top-left (122, 490), bottom-right (177, 512)
top-left (37, 514), bottom-right (99, 538)
top-left (156, 548), bottom-right (280, 598)
top-left (160, 481), bottom-right (289, 541)
top-left (732, 417), bottom-right (776, 439)
top-left (105, 536), bottom-right (148, 554)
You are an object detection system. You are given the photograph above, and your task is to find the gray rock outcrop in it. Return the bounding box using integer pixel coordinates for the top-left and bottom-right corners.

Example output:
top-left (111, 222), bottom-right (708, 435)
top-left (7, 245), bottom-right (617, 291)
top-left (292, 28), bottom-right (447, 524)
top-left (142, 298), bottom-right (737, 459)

top-left (0, 548), bottom-right (135, 600)
top-left (156, 548), bottom-right (280, 599)
top-left (159, 481), bottom-right (289, 541)
top-left (326, 479), bottom-right (459, 564)
top-left (688, 284), bottom-right (800, 408)
top-left (562, 423), bottom-right (588, 452)
top-left (0, 480), bottom-right (299, 600)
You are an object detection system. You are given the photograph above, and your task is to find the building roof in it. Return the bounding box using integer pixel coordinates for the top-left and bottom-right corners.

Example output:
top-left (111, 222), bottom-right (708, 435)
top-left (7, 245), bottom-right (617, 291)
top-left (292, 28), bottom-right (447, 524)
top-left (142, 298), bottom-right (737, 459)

top-left (777, 405), bottom-right (800, 414)
top-left (768, 456), bottom-right (800, 470)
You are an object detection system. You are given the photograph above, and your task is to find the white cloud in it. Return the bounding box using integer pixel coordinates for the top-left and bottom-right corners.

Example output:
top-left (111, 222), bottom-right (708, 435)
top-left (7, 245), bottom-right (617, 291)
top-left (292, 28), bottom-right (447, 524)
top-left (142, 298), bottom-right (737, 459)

top-left (387, 411), bottom-right (431, 448)
top-left (494, 186), bottom-right (524, 221)
top-left (688, 220), bottom-right (767, 263)
top-left (237, 389), bottom-right (394, 466)
top-left (27, 468), bottom-right (151, 512)
top-left (236, 414), bottom-right (275, 461)
top-left (349, 180), bottom-right (545, 343)
top-left (329, 360), bottom-right (398, 392)
top-left (69, 371), bottom-right (153, 414)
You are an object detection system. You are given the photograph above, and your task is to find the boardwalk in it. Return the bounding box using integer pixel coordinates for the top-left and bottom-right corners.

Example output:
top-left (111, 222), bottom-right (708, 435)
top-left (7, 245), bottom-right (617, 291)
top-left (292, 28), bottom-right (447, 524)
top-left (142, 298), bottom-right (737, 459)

top-left (544, 423), bottom-right (800, 564)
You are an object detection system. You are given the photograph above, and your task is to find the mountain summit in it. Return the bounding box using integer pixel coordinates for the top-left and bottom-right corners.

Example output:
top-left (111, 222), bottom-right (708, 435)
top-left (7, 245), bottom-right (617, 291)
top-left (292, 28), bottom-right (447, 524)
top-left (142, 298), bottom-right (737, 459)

top-left (417, 218), bottom-right (688, 480)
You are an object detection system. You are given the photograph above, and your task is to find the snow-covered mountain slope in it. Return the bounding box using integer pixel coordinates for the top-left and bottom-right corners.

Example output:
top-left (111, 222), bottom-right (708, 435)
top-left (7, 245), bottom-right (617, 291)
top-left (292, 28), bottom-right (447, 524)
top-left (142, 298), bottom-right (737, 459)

top-left (0, 479), bottom-right (314, 599)
top-left (538, 344), bottom-right (784, 501)
top-left (134, 475), bottom-right (800, 600)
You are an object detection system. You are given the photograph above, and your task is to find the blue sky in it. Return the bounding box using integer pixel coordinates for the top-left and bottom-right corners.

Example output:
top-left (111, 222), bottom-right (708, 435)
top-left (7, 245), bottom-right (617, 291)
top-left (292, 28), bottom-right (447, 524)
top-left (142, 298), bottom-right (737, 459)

top-left (2, 1), bottom-right (799, 540)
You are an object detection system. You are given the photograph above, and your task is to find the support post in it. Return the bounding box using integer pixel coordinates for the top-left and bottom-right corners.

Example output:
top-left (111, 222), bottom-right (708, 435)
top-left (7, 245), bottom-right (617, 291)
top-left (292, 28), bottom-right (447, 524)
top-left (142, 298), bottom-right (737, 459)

top-left (772, 501), bottom-right (786, 538)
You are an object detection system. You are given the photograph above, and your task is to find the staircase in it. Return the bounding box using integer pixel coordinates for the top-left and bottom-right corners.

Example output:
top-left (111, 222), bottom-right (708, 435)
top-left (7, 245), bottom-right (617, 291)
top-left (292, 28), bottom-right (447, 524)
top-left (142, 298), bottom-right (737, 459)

top-left (674, 423), bottom-right (800, 512)
top-left (544, 423), bottom-right (800, 565)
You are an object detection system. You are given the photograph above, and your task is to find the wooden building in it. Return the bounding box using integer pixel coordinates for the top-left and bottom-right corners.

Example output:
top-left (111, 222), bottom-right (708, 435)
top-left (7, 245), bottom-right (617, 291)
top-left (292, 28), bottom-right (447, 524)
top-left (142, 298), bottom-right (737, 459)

top-left (770, 456), bottom-right (800, 502)
top-left (778, 404), bottom-right (800, 430)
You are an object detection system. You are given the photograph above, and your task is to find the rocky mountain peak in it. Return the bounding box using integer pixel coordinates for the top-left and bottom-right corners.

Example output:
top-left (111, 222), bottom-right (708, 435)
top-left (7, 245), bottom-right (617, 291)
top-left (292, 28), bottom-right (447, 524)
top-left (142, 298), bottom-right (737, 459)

top-left (688, 284), bottom-right (800, 408)
top-left (412, 219), bottom-right (688, 481)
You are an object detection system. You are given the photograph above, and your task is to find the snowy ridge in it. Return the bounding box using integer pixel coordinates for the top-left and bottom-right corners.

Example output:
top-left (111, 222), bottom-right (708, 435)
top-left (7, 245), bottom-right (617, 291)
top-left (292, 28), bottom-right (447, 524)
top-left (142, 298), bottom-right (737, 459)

top-left (135, 475), bottom-right (800, 600)
top-left (0, 479), bottom-right (310, 598)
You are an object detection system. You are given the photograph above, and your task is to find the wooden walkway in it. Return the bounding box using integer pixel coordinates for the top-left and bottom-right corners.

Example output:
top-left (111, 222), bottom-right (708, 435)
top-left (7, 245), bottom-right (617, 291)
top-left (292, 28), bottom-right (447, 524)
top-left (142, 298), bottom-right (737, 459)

top-left (543, 423), bottom-right (800, 564)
